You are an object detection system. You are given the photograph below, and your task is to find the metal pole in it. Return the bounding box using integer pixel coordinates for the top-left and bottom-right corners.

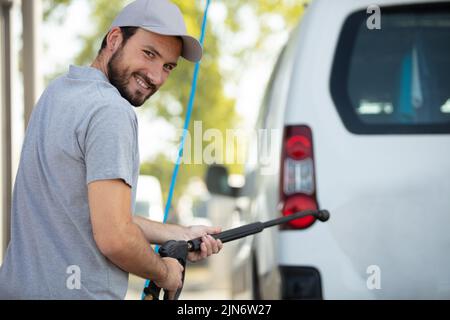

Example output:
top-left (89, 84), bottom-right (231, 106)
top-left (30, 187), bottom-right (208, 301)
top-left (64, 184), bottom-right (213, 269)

top-left (0, 0), bottom-right (13, 259)
top-left (22, 0), bottom-right (42, 129)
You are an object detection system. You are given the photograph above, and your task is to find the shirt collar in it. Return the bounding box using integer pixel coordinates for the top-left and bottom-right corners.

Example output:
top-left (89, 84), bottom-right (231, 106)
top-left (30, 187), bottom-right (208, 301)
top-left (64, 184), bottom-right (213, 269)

top-left (68, 65), bottom-right (110, 83)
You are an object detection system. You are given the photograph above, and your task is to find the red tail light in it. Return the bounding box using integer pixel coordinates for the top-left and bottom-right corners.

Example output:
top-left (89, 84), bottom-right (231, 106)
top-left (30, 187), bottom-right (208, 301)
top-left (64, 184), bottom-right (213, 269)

top-left (280, 125), bottom-right (318, 229)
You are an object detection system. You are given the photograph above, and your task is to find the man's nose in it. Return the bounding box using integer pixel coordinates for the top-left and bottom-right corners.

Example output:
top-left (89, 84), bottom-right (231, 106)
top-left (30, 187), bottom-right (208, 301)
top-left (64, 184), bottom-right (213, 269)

top-left (146, 67), bottom-right (164, 87)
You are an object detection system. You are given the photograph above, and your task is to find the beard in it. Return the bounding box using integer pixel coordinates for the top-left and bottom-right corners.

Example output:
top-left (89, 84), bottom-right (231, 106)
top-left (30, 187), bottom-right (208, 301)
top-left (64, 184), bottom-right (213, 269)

top-left (107, 47), bottom-right (157, 107)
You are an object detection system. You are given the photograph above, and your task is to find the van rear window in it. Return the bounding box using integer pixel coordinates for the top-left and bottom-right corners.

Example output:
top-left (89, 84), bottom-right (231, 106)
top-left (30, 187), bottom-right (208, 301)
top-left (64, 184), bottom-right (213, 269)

top-left (330, 3), bottom-right (450, 134)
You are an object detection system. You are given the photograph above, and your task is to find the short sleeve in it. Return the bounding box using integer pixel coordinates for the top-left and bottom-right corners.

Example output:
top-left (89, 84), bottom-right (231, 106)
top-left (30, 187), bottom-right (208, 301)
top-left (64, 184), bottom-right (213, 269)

top-left (84, 104), bottom-right (137, 187)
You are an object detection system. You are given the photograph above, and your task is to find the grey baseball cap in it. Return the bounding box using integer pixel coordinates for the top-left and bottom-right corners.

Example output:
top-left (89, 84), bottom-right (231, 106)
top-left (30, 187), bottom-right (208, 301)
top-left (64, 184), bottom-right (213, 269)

top-left (110, 0), bottom-right (202, 62)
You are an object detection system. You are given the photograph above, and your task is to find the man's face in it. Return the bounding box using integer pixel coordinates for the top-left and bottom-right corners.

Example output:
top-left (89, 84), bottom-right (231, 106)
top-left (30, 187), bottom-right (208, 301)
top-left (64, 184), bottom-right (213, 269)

top-left (107, 28), bottom-right (182, 107)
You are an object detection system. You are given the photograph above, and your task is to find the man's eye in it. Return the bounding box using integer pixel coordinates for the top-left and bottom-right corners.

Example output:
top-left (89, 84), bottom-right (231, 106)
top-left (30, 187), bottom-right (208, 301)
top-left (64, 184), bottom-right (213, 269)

top-left (164, 65), bottom-right (174, 72)
top-left (144, 50), bottom-right (155, 58)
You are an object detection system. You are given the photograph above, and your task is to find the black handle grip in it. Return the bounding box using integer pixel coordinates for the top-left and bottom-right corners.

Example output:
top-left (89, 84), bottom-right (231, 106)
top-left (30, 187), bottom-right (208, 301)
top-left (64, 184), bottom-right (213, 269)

top-left (143, 281), bottom-right (161, 300)
top-left (142, 240), bottom-right (189, 300)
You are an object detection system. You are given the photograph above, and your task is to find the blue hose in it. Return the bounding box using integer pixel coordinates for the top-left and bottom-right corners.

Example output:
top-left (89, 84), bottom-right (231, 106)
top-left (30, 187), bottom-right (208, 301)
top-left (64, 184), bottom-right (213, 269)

top-left (141, 0), bottom-right (211, 300)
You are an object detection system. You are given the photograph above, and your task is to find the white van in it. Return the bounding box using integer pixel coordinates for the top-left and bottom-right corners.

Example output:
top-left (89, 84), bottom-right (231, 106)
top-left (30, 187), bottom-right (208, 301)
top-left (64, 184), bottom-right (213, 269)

top-left (134, 175), bottom-right (164, 223)
top-left (206, 0), bottom-right (450, 299)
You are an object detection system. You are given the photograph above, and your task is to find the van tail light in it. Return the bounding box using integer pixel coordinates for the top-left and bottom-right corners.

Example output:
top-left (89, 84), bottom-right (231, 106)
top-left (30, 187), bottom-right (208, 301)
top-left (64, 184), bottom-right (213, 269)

top-left (280, 125), bottom-right (318, 229)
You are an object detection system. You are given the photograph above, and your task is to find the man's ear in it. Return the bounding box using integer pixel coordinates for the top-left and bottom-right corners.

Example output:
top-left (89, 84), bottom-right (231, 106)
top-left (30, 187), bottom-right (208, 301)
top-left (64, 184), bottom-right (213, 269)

top-left (106, 27), bottom-right (123, 53)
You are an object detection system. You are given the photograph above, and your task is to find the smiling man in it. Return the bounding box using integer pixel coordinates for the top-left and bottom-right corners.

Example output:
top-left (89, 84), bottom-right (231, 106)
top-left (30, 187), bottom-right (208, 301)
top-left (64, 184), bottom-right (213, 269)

top-left (0, 0), bottom-right (222, 300)
top-left (95, 27), bottom-right (182, 107)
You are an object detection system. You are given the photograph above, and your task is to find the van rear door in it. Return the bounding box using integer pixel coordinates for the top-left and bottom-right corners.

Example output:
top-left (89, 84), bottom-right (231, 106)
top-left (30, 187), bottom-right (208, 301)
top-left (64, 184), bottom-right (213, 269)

top-left (319, 2), bottom-right (450, 298)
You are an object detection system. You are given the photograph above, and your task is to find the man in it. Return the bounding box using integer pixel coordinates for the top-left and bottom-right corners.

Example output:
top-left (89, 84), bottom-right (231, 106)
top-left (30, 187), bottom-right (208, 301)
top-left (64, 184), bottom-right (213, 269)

top-left (0, 0), bottom-right (223, 299)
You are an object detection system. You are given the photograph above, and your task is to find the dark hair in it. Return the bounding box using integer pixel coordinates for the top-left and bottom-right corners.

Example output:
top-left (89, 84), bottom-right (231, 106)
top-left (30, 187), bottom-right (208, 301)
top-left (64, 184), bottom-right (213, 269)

top-left (98, 27), bottom-right (139, 55)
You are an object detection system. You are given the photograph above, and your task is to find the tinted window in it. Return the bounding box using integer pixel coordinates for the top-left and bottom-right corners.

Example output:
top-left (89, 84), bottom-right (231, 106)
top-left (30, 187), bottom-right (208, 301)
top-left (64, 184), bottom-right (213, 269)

top-left (331, 3), bottom-right (450, 134)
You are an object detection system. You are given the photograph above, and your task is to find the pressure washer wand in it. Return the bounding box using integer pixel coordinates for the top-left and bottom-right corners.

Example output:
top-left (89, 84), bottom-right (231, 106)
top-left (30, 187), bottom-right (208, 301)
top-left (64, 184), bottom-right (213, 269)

top-left (143, 209), bottom-right (330, 300)
top-left (187, 209), bottom-right (330, 251)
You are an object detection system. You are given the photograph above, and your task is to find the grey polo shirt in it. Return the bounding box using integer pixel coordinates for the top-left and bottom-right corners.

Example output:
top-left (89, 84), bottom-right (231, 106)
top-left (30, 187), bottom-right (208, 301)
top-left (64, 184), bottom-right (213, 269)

top-left (0, 65), bottom-right (140, 299)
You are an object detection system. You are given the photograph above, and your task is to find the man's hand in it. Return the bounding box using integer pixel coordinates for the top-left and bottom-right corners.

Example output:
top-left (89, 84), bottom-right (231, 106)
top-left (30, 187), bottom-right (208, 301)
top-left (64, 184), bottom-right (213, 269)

top-left (153, 257), bottom-right (184, 297)
top-left (185, 226), bottom-right (223, 262)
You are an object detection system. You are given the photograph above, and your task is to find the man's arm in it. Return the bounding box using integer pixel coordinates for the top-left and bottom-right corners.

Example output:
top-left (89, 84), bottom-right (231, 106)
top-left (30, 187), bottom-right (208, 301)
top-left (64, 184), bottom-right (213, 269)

top-left (132, 216), bottom-right (189, 245)
top-left (88, 179), bottom-right (182, 291)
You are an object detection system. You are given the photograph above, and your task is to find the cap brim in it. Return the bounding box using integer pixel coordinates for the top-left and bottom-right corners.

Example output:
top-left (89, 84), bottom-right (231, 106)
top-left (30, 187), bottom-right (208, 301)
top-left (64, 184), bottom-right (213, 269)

top-left (179, 35), bottom-right (203, 63)
top-left (140, 26), bottom-right (203, 63)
